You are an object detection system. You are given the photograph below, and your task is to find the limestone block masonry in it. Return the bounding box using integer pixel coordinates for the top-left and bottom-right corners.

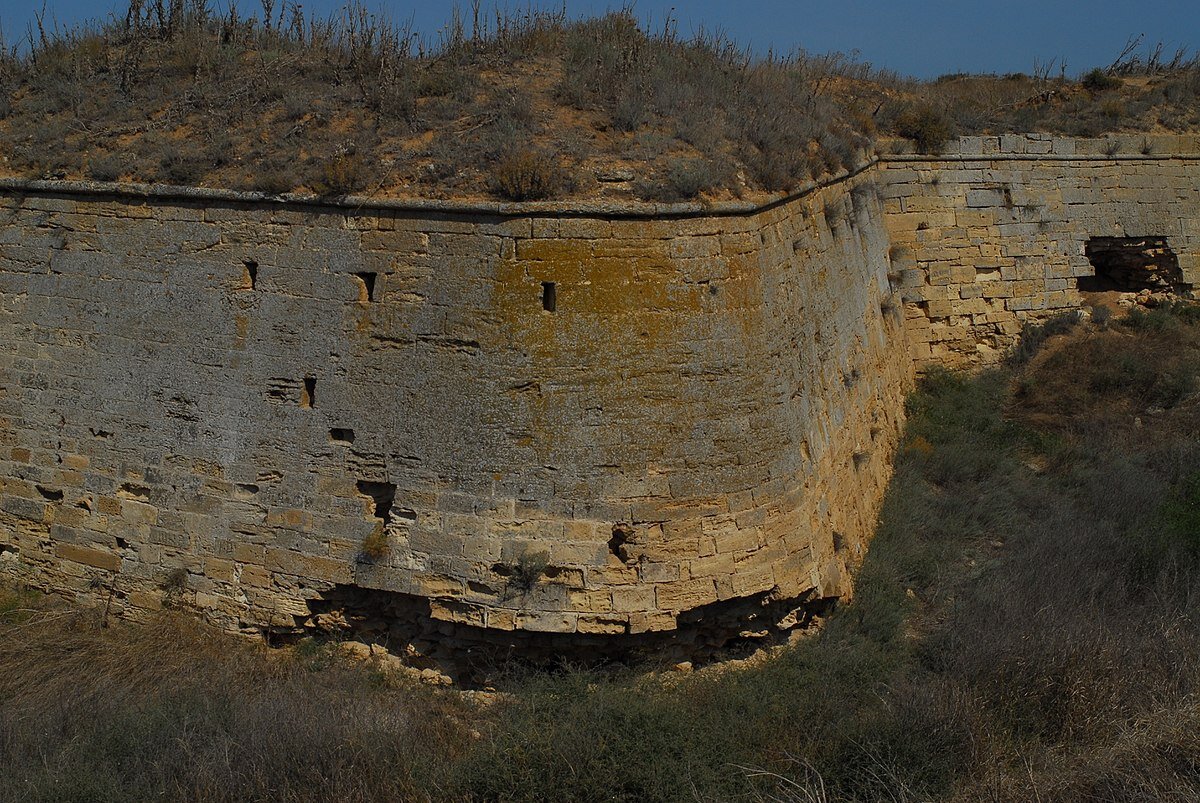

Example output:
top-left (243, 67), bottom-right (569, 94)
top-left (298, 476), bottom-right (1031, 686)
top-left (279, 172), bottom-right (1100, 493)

top-left (883, 134), bottom-right (1200, 368)
top-left (1, 134), bottom-right (1197, 642)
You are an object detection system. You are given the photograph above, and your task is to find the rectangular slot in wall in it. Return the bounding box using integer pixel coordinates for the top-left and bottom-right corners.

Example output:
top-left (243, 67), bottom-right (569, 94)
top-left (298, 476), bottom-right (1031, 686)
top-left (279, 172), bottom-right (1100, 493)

top-left (541, 281), bottom-right (557, 312)
top-left (355, 272), bottom-right (378, 302)
top-left (243, 260), bottom-right (258, 290)
top-left (301, 376), bottom-right (316, 409)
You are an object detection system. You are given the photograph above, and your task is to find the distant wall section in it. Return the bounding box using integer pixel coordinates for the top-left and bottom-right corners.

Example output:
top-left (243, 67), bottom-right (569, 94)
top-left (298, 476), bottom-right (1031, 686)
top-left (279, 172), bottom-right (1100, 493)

top-left (884, 134), bottom-right (1200, 368)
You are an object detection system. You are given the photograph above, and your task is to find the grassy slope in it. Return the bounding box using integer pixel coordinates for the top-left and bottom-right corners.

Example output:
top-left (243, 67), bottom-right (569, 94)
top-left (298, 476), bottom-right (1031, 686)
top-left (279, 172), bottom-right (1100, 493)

top-left (3, 305), bottom-right (1200, 802)
top-left (0, 3), bottom-right (1196, 202)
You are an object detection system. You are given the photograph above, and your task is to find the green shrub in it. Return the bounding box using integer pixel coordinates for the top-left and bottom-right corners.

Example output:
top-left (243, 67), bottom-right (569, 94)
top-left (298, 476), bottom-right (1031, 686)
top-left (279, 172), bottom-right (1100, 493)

top-left (85, 154), bottom-right (125, 182)
top-left (1089, 304), bottom-right (1113, 328)
top-left (0, 586), bottom-right (41, 624)
top-left (893, 103), bottom-right (956, 153)
top-left (1122, 305), bottom-right (1182, 332)
top-left (1130, 472), bottom-right (1200, 584)
top-left (247, 159), bottom-right (300, 195)
top-left (155, 143), bottom-right (213, 185)
top-left (664, 157), bottom-right (720, 199)
top-left (1081, 67), bottom-right (1122, 93)
top-left (1161, 473), bottom-right (1200, 549)
top-left (308, 149), bottom-right (372, 197)
top-left (488, 149), bottom-right (563, 201)
top-left (635, 157), bottom-right (722, 201)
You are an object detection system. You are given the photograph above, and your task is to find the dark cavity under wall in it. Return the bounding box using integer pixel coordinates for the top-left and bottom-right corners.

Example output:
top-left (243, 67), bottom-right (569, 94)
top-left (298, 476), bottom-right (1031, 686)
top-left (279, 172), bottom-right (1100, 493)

top-left (281, 585), bottom-right (838, 687)
top-left (1080, 236), bottom-right (1189, 293)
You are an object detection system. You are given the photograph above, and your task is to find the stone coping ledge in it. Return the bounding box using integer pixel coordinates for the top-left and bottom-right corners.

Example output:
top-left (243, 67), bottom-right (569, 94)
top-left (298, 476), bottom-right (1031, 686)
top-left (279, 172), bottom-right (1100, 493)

top-left (883, 133), bottom-right (1200, 159)
top-left (0, 163), bottom-right (876, 220)
top-left (1, 134), bottom-right (1197, 219)
top-left (884, 152), bottom-right (1200, 163)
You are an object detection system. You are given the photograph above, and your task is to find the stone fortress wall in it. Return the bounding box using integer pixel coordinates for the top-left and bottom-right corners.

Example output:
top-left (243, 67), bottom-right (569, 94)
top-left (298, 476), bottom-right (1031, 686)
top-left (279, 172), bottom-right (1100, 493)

top-left (884, 134), bottom-right (1200, 368)
top-left (0, 134), bottom-right (1197, 644)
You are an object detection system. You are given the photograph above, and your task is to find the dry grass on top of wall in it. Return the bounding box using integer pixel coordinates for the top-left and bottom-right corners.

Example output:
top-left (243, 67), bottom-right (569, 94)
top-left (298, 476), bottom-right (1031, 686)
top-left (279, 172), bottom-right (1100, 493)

top-left (0, 2), bottom-right (1196, 202)
top-left (0, 2), bottom-right (880, 203)
top-left (5, 302), bottom-right (1200, 802)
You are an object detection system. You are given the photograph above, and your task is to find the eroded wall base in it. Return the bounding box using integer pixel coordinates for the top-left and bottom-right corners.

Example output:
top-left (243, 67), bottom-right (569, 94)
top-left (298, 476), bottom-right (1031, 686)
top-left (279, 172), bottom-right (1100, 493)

top-left (297, 583), bottom-right (837, 684)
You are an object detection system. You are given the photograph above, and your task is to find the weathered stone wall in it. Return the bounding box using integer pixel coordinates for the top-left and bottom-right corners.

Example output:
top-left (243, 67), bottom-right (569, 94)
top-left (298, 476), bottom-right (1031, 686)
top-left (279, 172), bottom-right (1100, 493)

top-left (7, 134), bottom-right (1195, 643)
top-left (0, 173), bottom-right (907, 638)
top-left (884, 134), bottom-right (1200, 368)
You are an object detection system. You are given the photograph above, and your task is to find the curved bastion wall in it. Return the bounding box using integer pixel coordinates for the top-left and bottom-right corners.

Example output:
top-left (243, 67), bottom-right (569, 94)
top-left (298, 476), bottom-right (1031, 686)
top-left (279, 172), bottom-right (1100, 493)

top-left (0, 169), bottom-right (907, 637)
top-left (1, 134), bottom-right (1198, 640)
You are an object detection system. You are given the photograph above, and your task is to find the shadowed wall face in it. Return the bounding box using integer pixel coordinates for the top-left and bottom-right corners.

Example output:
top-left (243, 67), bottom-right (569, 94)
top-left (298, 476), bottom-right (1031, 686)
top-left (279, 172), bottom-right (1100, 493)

top-left (0, 177), bottom-right (907, 637)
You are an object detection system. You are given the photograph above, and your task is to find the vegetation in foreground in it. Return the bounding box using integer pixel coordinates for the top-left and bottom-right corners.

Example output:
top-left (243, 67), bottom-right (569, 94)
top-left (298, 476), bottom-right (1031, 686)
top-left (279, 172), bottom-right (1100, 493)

top-left (0, 3), bottom-right (1197, 201)
top-left (4, 302), bottom-right (1200, 802)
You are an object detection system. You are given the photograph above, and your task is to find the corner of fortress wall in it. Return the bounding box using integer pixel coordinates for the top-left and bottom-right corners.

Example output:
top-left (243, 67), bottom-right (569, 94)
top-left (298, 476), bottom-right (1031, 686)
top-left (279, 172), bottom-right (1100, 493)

top-left (0, 132), bottom-right (1197, 637)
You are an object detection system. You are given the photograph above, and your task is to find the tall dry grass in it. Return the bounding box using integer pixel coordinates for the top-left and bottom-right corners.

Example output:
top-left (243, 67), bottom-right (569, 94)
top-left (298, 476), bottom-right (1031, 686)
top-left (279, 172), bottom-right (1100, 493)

top-left (0, 1), bottom-right (887, 201)
top-left (0, 599), bottom-right (474, 802)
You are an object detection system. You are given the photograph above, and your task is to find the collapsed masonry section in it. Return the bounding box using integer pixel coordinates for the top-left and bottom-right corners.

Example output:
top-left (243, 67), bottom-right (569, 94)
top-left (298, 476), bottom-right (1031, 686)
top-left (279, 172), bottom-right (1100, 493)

top-left (1080, 237), bottom-right (1189, 294)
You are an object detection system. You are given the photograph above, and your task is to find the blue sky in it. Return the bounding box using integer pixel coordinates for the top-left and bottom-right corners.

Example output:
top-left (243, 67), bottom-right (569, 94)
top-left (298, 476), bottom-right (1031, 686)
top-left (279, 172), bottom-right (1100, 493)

top-left (1, 0), bottom-right (1196, 78)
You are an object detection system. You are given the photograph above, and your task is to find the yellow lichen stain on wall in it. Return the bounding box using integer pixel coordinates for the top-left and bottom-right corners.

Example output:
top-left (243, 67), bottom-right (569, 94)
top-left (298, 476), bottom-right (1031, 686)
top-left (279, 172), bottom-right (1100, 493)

top-left (232, 312), bottom-right (250, 349)
top-left (492, 236), bottom-right (717, 464)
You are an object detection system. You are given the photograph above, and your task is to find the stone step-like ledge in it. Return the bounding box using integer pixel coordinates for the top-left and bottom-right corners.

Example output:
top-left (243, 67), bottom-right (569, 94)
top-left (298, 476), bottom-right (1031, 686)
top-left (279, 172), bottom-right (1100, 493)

top-left (0, 160), bottom-right (880, 220)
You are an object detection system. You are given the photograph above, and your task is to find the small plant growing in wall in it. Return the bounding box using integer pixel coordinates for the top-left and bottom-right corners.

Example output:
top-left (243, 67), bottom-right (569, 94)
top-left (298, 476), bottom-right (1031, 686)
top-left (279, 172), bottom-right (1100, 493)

top-left (509, 549), bottom-right (549, 595)
top-left (160, 567), bottom-right (188, 609)
top-left (359, 524), bottom-right (390, 563)
top-left (823, 201), bottom-right (845, 232)
top-left (849, 181), bottom-right (879, 217)
top-left (880, 292), bottom-right (899, 317)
